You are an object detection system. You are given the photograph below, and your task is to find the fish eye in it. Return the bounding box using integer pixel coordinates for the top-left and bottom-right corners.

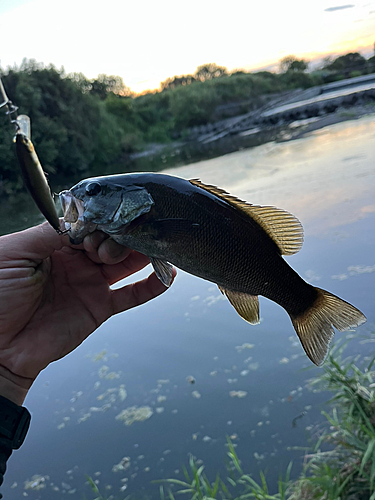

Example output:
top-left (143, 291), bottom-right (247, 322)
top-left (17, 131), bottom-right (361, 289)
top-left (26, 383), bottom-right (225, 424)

top-left (85, 182), bottom-right (102, 196)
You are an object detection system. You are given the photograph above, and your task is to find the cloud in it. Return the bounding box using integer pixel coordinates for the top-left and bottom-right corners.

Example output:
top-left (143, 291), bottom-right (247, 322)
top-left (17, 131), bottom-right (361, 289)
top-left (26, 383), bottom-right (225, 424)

top-left (324, 4), bottom-right (355, 12)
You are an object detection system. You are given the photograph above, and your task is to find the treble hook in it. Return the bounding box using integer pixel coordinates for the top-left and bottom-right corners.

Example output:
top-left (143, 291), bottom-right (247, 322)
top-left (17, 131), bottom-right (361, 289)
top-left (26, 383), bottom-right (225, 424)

top-left (0, 76), bottom-right (20, 131)
top-left (0, 75), bottom-right (9, 109)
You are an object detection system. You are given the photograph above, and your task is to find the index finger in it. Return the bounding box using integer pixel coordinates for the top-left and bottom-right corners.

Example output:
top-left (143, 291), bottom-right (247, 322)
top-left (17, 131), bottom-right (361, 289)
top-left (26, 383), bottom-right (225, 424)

top-left (101, 250), bottom-right (152, 285)
top-left (0, 222), bottom-right (83, 263)
top-left (111, 269), bottom-right (176, 315)
top-left (83, 232), bottom-right (132, 265)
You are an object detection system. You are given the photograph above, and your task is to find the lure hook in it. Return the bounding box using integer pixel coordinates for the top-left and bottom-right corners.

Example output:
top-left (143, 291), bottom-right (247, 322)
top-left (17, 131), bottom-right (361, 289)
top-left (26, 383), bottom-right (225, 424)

top-left (0, 76), bottom-right (20, 131)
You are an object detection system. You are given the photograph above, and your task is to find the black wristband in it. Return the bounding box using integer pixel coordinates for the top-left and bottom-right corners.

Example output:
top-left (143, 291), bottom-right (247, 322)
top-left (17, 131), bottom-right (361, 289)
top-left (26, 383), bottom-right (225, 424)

top-left (0, 395), bottom-right (31, 449)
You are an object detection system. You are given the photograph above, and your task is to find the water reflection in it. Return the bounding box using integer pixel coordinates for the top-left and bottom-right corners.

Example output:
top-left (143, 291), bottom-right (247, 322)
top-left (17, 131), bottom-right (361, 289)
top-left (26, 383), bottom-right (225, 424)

top-left (168, 116), bottom-right (375, 236)
top-left (2, 116), bottom-right (375, 499)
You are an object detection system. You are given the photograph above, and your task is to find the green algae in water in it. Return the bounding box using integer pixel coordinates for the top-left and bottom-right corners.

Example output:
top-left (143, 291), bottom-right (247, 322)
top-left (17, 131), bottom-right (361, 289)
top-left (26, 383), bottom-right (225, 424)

top-left (115, 406), bottom-right (153, 425)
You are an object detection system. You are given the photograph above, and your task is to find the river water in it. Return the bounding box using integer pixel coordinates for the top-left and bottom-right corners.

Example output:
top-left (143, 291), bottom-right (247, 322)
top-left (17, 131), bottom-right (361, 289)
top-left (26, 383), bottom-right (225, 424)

top-left (2, 115), bottom-right (375, 499)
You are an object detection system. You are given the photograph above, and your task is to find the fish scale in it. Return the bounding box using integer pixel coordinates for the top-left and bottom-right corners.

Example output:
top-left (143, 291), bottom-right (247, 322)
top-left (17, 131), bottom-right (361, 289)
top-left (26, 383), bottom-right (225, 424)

top-left (129, 179), bottom-right (309, 314)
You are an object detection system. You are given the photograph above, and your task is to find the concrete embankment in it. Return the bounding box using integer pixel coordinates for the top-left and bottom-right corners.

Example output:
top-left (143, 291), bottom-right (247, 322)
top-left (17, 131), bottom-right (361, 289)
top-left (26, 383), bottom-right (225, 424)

top-left (190, 73), bottom-right (375, 143)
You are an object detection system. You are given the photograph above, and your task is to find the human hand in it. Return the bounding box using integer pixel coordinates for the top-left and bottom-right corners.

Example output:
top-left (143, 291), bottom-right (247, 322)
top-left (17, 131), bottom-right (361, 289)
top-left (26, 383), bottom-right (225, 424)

top-left (0, 222), bottom-right (175, 405)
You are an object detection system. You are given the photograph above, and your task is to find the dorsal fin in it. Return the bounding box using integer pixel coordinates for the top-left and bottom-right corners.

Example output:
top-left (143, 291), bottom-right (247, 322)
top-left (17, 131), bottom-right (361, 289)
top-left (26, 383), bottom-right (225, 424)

top-left (189, 179), bottom-right (303, 256)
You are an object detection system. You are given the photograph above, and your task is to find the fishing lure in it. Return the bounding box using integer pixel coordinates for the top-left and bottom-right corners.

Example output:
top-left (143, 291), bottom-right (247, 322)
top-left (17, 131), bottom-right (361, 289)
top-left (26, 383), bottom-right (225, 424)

top-left (1, 76), bottom-right (63, 234)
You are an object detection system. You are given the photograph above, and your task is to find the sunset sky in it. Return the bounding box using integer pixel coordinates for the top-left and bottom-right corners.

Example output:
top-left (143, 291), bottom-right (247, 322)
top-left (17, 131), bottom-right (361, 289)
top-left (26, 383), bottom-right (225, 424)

top-left (0, 0), bottom-right (374, 93)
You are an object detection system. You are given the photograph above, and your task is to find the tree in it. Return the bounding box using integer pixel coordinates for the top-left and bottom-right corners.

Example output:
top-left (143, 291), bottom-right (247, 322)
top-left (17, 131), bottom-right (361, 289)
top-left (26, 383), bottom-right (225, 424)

top-left (320, 56), bottom-right (334, 69)
top-left (279, 56), bottom-right (308, 73)
top-left (0, 61), bottom-right (128, 195)
top-left (169, 83), bottom-right (218, 128)
top-left (160, 75), bottom-right (196, 91)
top-left (194, 63), bottom-right (228, 82)
top-left (67, 72), bottom-right (92, 94)
top-left (90, 74), bottom-right (131, 100)
top-left (324, 52), bottom-right (367, 73)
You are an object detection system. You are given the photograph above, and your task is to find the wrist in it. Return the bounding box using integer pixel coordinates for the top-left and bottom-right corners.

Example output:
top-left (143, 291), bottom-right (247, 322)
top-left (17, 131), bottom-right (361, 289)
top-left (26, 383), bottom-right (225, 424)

top-left (0, 368), bottom-right (31, 406)
top-left (0, 394), bottom-right (31, 450)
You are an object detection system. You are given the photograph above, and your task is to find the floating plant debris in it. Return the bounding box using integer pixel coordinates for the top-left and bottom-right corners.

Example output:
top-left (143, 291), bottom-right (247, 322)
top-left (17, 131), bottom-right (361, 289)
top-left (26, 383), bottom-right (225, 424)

top-left (235, 343), bottom-right (255, 353)
top-left (112, 457), bottom-right (131, 473)
top-left (24, 475), bottom-right (49, 491)
top-left (229, 390), bottom-right (247, 398)
top-left (115, 406), bottom-right (153, 426)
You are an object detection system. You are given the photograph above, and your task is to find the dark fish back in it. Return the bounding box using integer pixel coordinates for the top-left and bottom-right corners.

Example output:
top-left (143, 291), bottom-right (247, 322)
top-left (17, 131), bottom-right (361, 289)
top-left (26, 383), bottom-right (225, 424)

top-left (115, 175), bottom-right (315, 316)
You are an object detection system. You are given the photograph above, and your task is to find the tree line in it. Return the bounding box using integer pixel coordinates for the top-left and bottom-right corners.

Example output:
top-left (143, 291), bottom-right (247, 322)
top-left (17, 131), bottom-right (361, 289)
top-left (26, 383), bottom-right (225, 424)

top-left (1, 52), bottom-right (374, 197)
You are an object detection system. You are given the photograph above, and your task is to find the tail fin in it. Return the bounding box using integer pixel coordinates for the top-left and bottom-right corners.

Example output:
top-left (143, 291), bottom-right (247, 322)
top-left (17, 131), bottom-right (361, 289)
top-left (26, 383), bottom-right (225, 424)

top-left (290, 287), bottom-right (366, 366)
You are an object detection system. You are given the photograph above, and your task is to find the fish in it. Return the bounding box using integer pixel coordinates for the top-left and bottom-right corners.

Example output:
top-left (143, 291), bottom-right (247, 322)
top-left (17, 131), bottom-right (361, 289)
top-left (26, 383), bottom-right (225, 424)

top-left (15, 131), bottom-right (61, 233)
top-left (59, 173), bottom-right (366, 366)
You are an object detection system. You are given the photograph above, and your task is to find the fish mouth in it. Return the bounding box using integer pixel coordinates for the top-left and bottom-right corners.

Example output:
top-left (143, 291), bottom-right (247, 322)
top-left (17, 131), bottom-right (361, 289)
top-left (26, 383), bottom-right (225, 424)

top-left (60, 190), bottom-right (83, 223)
top-left (59, 190), bottom-right (97, 244)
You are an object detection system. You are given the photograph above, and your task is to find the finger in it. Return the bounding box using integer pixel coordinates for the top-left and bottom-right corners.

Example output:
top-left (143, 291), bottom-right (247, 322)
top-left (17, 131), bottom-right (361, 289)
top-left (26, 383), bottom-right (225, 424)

top-left (111, 269), bottom-right (177, 315)
top-left (83, 231), bottom-right (108, 253)
top-left (101, 251), bottom-right (152, 285)
top-left (82, 232), bottom-right (109, 264)
top-left (0, 222), bottom-right (83, 263)
top-left (97, 238), bottom-right (131, 265)
top-left (83, 233), bottom-right (132, 265)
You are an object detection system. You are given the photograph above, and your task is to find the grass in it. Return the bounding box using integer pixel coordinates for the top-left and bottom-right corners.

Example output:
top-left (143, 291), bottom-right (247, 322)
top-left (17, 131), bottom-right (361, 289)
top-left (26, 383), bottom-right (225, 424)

top-left (157, 439), bottom-right (292, 500)
top-left (159, 336), bottom-right (375, 500)
top-left (288, 337), bottom-right (375, 500)
top-left (85, 476), bottom-right (109, 500)
top-left (87, 335), bottom-right (375, 500)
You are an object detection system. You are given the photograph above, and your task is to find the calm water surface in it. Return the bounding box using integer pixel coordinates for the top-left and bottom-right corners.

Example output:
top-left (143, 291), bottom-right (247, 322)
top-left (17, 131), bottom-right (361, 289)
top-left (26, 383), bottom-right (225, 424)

top-left (2, 116), bottom-right (375, 499)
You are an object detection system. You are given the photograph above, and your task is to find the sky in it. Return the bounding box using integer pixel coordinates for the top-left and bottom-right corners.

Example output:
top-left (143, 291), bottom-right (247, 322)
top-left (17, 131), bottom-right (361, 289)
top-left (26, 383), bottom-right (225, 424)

top-left (0, 0), bottom-right (374, 93)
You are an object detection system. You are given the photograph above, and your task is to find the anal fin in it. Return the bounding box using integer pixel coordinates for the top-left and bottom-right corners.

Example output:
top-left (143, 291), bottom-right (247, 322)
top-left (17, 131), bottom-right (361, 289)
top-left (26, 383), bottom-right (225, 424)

top-left (150, 257), bottom-right (174, 287)
top-left (219, 286), bottom-right (260, 324)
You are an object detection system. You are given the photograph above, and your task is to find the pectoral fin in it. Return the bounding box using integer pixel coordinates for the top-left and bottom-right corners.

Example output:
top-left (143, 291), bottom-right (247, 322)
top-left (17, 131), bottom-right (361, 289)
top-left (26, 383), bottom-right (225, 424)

top-left (219, 287), bottom-right (260, 324)
top-left (150, 257), bottom-right (174, 287)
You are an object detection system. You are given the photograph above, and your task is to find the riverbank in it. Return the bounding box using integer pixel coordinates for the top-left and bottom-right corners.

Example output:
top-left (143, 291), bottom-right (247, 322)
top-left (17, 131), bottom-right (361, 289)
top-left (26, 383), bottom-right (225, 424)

top-left (278, 102), bottom-right (375, 142)
top-left (127, 72), bottom-right (375, 172)
top-left (128, 102), bottom-right (375, 174)
top-left (1, 65), bottom-right (375, 200)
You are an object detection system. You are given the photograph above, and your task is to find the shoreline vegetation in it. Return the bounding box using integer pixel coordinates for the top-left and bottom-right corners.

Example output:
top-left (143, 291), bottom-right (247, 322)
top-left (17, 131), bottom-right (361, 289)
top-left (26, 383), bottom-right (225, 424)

top-left (1, 52), bottom-right (375, 199)
top-left (87, 336), bottom-right (375, 500)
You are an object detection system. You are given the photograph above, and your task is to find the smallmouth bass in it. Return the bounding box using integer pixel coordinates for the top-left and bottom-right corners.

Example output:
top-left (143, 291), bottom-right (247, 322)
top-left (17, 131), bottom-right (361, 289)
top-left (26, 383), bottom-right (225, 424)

top-left (59, 173), bottom-right (366, 365)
